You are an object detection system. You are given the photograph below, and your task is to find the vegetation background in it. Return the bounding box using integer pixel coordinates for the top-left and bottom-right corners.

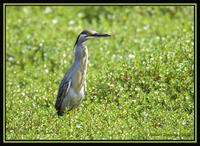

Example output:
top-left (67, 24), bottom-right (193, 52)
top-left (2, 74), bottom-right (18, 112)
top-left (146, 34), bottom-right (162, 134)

top-left (5, 5), bottom-right (195, 140)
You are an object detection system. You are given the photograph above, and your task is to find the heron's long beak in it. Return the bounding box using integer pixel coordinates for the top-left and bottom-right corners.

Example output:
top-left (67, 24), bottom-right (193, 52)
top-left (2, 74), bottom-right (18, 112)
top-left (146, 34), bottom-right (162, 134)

top-left (92, 33), bottom-right (111, 37)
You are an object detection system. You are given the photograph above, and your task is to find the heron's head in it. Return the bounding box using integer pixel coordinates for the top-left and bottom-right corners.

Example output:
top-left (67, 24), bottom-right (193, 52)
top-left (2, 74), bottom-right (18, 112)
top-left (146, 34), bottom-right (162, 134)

top-left (74, 30), bottom-right (111, 46)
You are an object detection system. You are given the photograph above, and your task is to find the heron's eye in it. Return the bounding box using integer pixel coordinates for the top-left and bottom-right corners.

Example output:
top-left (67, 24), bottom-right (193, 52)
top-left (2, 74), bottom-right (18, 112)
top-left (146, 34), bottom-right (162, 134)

top-left (86, 32), bottom-right (92, 36)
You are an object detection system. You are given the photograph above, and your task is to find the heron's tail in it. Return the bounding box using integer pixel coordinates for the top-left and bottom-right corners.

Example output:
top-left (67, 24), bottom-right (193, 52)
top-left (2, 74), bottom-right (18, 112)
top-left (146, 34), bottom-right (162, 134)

top-left (57, 110), bottom-right (64, 116)
top-left (55, 100), bottom-right (64, 116)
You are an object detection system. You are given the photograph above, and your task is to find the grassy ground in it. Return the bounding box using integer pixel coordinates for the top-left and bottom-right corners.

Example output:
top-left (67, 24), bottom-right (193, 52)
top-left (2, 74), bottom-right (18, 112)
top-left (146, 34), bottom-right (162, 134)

top-left (5, 5), bottom-right (195, 141)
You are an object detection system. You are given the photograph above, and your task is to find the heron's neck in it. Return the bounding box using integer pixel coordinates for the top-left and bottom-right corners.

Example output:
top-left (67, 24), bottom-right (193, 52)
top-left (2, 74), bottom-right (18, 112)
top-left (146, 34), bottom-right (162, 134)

top-left (73, 43), bottom-right (88, 79)
top-left (74, 43), bottom-right (88, 64)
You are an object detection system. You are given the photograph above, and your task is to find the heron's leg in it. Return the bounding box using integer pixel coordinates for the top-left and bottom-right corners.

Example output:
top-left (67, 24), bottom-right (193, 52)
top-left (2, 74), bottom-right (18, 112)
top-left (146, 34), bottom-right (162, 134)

top-left (68, 108), bottom-right (76, 140)
top-left (68, 111), bottom-right (73, 140)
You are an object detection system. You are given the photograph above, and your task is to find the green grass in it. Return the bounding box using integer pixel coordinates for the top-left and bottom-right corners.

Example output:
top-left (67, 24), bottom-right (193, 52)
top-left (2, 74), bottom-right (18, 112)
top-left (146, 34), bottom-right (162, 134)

top-left (5, 5), bottom-right (195, 141)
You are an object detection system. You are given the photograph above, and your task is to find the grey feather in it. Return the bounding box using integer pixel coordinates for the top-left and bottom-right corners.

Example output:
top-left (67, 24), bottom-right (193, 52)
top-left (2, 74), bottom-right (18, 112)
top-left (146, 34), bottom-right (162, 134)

top-left (55, 77), bottom-right (71, 112)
